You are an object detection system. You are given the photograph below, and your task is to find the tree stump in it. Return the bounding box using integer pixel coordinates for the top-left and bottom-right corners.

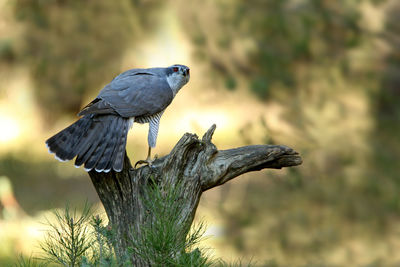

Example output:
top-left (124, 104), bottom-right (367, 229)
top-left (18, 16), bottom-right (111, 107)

top-left (88, 125), bottom-right (302, 266)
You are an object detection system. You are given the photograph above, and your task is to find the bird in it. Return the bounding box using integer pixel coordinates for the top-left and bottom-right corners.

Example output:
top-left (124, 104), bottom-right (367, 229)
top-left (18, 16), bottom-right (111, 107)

top-left (45, 64), bottom-right (190, 172)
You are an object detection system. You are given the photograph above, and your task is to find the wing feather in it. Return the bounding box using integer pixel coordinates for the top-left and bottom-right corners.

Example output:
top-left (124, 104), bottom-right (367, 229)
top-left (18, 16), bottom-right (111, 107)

top-left (78, 70), bottom-right (174, 118)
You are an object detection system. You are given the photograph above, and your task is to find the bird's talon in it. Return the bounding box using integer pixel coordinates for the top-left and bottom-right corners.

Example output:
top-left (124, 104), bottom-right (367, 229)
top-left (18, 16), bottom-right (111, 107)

top-left (134, 159), bottom-right (154, 169)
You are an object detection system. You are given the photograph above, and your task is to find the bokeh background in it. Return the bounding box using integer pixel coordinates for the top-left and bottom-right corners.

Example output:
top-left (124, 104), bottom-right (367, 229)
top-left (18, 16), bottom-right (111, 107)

top-left (0, 0), bottom-right (399, 265)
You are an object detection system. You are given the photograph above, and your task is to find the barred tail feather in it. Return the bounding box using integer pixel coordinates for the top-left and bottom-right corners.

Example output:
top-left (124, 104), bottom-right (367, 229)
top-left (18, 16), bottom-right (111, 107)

top-left (82, 118), bottom-right (112, 171)
top-left (74, 122), bottom-right (104, 168)
top-left (95, 116), bottom-right (124, 172)
top-left (111, 119), bottom-right (129, 172)
top-left (103, 119), bottom-right (125, 172)
top-left (46, 114), bottom-right (130, 172)
top-left (73, 120), bottom-right (102, 160)
top-left (46, 115), bottom-right (93, 161)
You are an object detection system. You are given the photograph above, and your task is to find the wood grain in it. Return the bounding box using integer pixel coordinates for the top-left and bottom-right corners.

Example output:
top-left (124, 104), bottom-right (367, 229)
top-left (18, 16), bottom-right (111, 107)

top-left (89, 124), bottom-right (302, 265)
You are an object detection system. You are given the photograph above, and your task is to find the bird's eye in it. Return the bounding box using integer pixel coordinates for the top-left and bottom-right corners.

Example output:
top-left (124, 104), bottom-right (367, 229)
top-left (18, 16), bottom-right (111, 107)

top-left (173, 67), bottom-right (179, 72)
top-left (187, 69), bottom-right (190, 75)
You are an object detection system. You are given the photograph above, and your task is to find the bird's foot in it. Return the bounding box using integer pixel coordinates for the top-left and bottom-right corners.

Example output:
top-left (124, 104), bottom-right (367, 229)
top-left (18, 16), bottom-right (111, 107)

top-left (134, 158), bottom-right (155, 169)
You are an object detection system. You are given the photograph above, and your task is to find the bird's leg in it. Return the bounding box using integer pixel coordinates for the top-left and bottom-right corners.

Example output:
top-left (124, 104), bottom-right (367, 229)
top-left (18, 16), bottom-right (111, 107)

top-left (134, 146), bottom-right (155, 168)
top-left (146, 146), bottom-right (152, 161)
top-left (135, 117), bottom-right (162, 169)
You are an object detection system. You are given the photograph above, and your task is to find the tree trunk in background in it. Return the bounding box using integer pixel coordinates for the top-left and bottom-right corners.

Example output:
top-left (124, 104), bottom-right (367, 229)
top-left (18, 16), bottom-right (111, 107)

top-left (88, 125), bottom-right (302, 266)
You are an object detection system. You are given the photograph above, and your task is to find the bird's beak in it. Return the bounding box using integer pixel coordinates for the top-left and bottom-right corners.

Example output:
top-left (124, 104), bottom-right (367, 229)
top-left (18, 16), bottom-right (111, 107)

top-left (184, 69), bottom-right (190, 77)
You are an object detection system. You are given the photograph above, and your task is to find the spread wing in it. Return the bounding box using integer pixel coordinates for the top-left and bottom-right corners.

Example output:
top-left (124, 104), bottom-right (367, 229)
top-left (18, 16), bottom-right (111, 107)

top-left (79, 70), bottom-right (174, 118)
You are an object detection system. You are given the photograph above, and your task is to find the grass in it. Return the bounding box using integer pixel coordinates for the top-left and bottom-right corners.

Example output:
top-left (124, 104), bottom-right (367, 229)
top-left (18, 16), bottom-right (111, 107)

top-left (8, 180), bottom-right (256, 267)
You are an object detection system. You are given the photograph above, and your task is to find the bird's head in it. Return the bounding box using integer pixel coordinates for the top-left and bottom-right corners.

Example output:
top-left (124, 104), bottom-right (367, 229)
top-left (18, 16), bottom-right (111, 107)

top-left (166, 64), bottom-right (190, 95)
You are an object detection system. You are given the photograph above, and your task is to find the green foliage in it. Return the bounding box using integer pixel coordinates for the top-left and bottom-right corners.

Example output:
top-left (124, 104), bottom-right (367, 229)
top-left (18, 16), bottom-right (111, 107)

top-left (0, 39), bottom-right (15, 62)
top-left (26, 184), bottom-right (255, 267)
top-left (14, 254), bottom-right (46, 267)
top-left (40, 203), bottom-right (93, 267)
top-left (26, 181), bottom-right (257, 266)
top-left (37, 203), bottom-right (126, 267)
top-left (181, 0), bottom-right (373, 99)
top-left (128, 178), bottom-right (211, 266)
top-left (82, 216), bottom-right (122, 267)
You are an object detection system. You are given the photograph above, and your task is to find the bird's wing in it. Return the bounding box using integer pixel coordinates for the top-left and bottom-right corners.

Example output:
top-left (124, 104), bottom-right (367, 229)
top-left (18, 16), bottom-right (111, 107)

top-left (79, 70), bottom-right (174, 118)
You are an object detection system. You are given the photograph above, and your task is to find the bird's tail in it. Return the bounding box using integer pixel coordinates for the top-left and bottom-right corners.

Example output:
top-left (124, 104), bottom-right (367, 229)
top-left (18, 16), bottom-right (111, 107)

top-left (45, 114), bottom-right (130, 172)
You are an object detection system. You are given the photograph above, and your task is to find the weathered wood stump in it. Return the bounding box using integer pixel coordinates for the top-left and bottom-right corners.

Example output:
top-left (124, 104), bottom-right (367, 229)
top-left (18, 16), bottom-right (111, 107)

top-left (88, 125), bottom-right (302, 266)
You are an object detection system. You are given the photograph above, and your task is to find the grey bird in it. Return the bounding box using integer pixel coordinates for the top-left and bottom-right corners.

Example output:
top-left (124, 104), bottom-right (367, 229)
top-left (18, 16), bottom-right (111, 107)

top-left (45, 64), bottom-right (190, 172)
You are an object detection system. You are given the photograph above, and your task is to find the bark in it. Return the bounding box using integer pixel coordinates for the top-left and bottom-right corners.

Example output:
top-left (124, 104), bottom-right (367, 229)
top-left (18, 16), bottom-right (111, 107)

top-left (88, 124), bottom-right (302, 266)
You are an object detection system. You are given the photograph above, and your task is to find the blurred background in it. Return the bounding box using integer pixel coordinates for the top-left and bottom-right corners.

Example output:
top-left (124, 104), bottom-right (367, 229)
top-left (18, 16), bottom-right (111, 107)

top-left (0, 0), bottom-right (399, 265)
